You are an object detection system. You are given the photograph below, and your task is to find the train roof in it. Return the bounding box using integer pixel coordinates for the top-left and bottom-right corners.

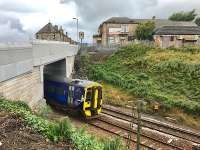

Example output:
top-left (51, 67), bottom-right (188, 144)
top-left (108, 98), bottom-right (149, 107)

top-left (44, 75), bottom-right (101, 87)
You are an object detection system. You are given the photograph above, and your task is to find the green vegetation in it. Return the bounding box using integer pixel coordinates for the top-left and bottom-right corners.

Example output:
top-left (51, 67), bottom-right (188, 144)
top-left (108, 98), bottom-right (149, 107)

top-left (37, 104), bottom-right (53, 118)
top-left (88, 44), bottom-right (200, 116)
top-left (169, 9), bottom-right (197, 21)
top-left (195, 17), bottom-right (200, 26)
top-left (0, 99), bottom-right (125, 150)
top-left (135, 21), bottom-right (155, 40)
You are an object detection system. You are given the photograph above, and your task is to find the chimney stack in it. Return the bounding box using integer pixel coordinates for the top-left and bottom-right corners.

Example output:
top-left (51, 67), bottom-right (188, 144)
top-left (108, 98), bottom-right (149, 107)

top-left (54, 25), bottom-right (58, 31)
top-left (59, 26), bottom-right (63, 34)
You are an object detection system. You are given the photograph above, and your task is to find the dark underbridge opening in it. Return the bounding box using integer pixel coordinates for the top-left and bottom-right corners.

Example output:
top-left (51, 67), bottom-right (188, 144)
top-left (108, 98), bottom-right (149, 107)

top-left (43, 59), bottom-right (68, 102)
top-left (44, 59), bottom-right (66, 78)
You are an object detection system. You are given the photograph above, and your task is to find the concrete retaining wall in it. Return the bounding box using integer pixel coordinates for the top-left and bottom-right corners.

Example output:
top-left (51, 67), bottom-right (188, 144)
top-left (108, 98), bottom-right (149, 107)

top-left (0, 67), bottom-right (43, 107)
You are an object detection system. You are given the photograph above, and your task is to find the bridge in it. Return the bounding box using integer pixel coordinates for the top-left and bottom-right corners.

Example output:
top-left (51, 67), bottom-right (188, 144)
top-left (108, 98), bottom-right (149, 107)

top-left (0, 40), bottom-right (78, 108)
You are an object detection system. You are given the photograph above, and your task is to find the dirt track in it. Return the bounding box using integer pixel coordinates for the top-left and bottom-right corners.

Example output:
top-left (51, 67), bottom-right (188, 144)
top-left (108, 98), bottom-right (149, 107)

top-left (0, 111), bottom-right (72, 150)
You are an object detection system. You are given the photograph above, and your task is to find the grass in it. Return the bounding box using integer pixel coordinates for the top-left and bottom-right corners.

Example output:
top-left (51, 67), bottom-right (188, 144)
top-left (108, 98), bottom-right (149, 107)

top-left (0, 98), bottom-right (126, 150)
top-left (100, 82), bottom-right (136, 107)
top-left (88, 44), bottom-right (200, 116)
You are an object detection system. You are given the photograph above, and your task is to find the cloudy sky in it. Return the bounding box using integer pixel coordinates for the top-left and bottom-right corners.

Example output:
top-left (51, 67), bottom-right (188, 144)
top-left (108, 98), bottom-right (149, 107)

top-left (0, 0), bottom-right (200, 43)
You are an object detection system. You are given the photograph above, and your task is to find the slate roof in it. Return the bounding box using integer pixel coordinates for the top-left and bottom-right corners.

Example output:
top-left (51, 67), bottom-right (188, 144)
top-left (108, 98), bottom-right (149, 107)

top-left (104, 17), bottom-right (136, 24)
top-left (154, 26), bottom-right (200, 35)
top-left (134, 19), bottom-right (196, 28)
top-left (103, 17), bottom-right (196, 28)
top-left (36, 22), bottom-right (58, 34)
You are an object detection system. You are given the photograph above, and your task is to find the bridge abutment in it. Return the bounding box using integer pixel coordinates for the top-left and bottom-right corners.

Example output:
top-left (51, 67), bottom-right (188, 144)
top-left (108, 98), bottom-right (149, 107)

top-left (0, 40), bottom-right (78, 108)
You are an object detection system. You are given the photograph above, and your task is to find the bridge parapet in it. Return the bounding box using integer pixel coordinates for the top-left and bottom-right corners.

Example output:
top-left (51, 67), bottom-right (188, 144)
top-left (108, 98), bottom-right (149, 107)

top-left (32, 40), bottom-right (78, 66)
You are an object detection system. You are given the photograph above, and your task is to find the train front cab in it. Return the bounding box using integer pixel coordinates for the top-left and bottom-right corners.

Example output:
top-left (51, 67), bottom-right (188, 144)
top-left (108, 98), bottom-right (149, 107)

top-left (83, 84), bottom-right (102, 118)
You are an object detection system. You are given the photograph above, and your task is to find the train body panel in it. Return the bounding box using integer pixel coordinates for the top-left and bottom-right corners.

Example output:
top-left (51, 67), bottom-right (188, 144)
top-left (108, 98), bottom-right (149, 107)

top-left (44, 76), bottom-right (103, 118)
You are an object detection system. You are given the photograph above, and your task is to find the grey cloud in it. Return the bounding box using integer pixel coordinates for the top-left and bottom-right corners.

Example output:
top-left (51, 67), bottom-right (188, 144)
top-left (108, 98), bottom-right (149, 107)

top-left (0, 15), bottom-right (24, 32)
top-left (62, 0), bottom-right (158, 22)
top-left (0, 15), bottom-right (29, 42)
top-left (0, 1), bottom-right (38, 13)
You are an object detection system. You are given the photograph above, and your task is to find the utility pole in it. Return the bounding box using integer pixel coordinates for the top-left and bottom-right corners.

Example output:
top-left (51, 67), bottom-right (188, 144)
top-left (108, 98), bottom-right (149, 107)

top-left (73, 18), bottom-right (79, 43)
top-left (126, 101), bottom-right (135, 150)
top-left (127, 100), bottom-right (144, 150)
top-left (136, 100), bottom-right (142, 150)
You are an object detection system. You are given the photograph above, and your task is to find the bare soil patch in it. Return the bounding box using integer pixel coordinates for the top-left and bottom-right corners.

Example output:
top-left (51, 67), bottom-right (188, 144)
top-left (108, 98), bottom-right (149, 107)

top-left (0, 111), bottom-right (72, 150)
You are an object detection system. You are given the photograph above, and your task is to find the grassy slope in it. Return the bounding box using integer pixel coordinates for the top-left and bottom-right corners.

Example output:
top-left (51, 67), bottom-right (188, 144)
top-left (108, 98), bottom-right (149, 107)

top-left (0, 99), bottom-right (125, 150)
top-left (88, 44), bottom-right (200, 116)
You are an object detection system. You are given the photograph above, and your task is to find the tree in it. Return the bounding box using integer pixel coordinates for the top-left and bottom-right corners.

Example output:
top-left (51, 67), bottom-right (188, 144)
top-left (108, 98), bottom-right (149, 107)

top-left (135, 21), bottom-right (155, 40)
top-left (195, 17), bottom-right (200, 26)
top-left (169, 9), bottom-right (197, 21)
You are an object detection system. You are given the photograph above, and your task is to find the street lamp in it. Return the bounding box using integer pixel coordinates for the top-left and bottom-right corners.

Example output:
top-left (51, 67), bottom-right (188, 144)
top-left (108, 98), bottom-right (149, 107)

top-left (73, 17), bottom-right (79, 43)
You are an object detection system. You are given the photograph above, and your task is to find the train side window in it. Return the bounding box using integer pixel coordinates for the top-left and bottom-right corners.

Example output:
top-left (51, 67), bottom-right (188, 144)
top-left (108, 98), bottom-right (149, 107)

top-left (56, 87), bottom-right (64, 95)
top-left (47, 86), bottom-right (55, 93)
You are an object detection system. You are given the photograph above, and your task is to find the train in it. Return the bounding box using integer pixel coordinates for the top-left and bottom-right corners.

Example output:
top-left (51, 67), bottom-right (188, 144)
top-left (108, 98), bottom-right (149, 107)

top-left (44, 75), bottom-right (103, 119)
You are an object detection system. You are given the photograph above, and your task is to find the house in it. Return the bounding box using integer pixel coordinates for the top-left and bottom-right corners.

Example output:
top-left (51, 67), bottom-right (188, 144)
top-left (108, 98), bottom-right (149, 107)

top-left (93, 17), bottom-right (137, 46)
top-left (36, 22), bottom-right (75, 44)
top-left (93, 17), bottom-right (196, 46)
top-left (154, 26), bottom-right (200, 48)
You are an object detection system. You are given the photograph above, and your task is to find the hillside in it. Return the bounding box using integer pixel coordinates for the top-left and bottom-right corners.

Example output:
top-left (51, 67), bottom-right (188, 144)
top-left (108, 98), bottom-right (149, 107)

top-left (88, 44), bottom-right (200, 116)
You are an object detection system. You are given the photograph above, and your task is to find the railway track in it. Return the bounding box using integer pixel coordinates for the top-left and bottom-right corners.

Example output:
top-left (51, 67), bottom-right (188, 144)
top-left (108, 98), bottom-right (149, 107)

top-left (88, 105), bottom-right (200, 150)
top-left (102, 105), bottom-right (200, 145)
top-left (89, 119), bottom-right (155, 150)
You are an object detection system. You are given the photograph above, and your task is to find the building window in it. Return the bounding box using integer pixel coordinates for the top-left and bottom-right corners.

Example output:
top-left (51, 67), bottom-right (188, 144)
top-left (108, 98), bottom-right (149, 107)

top-left (170, 36), bottom-right (174, 41)
top-left (108, 36), bottom-right (115, 44)
top-left (128, 36), bottom-right (135, 41)
top-left (121, 24), bottom-right (128, 32)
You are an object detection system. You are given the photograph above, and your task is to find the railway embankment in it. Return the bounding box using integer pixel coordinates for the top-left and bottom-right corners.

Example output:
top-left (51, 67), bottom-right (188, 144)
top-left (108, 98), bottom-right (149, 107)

top-left (77, 44), bottom-right (200, 129)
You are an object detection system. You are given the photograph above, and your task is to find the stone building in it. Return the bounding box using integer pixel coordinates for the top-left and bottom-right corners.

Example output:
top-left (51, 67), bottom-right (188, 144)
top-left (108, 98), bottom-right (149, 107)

top-left (93, 17), bottom-right (137, 46)
top-left (36, 22), bottom-right (76, 44)
top-left (154, 26), bottom-right (200, 48)
top-left (93, 17), bottom-right (196, 46)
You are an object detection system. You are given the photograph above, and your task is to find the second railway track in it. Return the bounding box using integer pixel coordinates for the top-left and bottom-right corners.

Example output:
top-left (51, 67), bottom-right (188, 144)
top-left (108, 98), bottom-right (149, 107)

top-left (102, 105), bottom-right (200, 145)
top-left (87, 105), bottom-right (200, 150)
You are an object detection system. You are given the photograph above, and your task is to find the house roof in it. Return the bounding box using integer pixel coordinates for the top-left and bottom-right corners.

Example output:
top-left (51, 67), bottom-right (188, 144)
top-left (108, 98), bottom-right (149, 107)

top-left (104, 17), bottom-right (136, 24)
top-left (36, 22), bottom-right (58, 34)
top-left (154, 26), bottom-right (200, 35)
top-left (103, 17), bottom-right (196, 28)
top-left (134, 19), bottom-right (196, 28)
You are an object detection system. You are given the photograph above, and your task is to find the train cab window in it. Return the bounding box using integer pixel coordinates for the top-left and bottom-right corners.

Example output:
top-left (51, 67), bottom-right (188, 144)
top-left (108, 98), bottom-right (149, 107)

top-left (47, 86), bottom-right (55, 93)
top-left (56, 87), bottom-right (64, 95)
top-left (86, 88), bottom-right (92, 102)
top-left (98, 87), bottom-right (102, 99)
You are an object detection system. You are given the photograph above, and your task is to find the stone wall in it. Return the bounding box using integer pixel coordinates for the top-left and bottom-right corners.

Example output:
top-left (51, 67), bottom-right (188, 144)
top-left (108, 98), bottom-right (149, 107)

top-left (0, 67), bottom-right (43, 108)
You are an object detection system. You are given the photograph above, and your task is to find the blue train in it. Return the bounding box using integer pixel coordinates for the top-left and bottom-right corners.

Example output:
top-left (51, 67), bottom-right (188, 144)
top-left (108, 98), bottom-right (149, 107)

top-left (44, 75), bottom-right (103, 119)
